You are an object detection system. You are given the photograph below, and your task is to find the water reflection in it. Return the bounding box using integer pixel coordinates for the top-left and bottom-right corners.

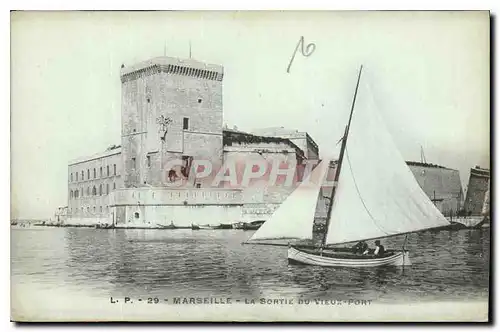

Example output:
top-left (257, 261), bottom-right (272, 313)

top-left (11, 227), bottom-right (490, 303)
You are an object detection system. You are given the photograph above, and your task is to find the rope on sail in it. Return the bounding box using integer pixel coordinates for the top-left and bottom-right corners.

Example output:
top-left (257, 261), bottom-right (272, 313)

top-left (344, 148), bottom-right (395, 235)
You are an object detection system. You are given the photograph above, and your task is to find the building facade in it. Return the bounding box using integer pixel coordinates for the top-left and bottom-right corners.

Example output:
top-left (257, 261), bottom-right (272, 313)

top-left (67, 146), bottom-right (123, 225)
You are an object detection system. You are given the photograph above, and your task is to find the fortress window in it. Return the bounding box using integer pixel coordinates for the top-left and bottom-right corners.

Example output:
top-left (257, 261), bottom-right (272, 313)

top-left (81, 171), bottom-right (84, 180)
top-left (113, 182), bottom-right (116, 190)
top-left (114, 164), bottom-right (117, 175)
top-left (131, 157), bottom-right (136, 169)
top-left (198, 98), bottom-right (202, 104)
top-left (100, 167), bottom-right (103, 178)
top-left (87, 169), bottom-right (90, 179)
top-left (147, 155), bottom-right (151, 167)
top-left (183, 117), bottom-right (189, 130)
top-left (106, 183), bottom-right (109, 194)
top-left (76, 172), bottom-right (78, 181)
top-left (93, 168), bottom-right (96, 178)
top-left (107, 165), bottom-right (110, 176)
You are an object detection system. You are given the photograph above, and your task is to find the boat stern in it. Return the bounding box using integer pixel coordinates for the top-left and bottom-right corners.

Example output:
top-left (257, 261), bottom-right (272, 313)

top-left (392, 250), bottom-right (412, 266)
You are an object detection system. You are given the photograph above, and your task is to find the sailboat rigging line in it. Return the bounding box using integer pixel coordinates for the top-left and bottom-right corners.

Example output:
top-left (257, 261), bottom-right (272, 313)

top-left (321, 65), bottom-right (364, 248)
top-left (344, 149), bottom-right (392, 235)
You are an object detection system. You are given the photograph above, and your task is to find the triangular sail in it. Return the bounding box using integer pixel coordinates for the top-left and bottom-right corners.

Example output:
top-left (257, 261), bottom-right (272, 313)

top-left (248, 161), bottom-right (328, 242)
top-left (325, 77), bottom-right (449, 245)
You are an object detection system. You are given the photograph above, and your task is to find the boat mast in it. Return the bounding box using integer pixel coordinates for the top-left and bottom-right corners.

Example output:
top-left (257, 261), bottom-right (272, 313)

top-left (320, 65), bottom-right (364, 247)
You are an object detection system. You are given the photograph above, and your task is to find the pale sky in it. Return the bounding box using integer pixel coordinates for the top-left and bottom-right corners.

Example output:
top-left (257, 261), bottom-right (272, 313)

top-left (11, 11), bottom-right (490, 219)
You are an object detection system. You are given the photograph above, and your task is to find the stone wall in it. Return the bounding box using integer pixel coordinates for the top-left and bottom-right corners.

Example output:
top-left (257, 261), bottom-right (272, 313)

top-left (109, 187), bottom-right (243, 227)
top-left (464, 167), bottom-right (490, 215)
top-left (408, 164), bottom-right (464, 216)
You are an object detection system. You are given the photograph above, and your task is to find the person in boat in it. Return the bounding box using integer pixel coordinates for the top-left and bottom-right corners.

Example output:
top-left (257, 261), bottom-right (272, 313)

top-left (362, 240), bottom-right (385, 256)
top-left (372, 240), bottom-right (385, 257)
top-left (352, 241), bottom-right (368, 254)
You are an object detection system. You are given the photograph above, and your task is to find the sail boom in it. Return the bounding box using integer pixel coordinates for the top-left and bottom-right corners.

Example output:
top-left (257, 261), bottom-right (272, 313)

top-left (326, 223), bottom-right (452, 247)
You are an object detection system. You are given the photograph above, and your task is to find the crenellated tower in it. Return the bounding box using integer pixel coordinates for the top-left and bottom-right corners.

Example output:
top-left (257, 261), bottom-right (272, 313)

top-left (120, 56), bottom-right (224, 188)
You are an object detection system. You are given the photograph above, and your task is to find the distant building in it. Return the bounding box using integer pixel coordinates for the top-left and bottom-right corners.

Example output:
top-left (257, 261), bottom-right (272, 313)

top-left (406, 161), bottom-right (464, 217)
top-left (251, 127), bottom-right (319, 160)
top-left (464, 166), bottom-right (490, 216)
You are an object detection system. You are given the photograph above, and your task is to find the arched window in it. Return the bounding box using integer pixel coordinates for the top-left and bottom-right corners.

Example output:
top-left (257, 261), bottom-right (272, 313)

top-left (87, 169), bottom-right (90, 179)
top-left (76, 172), bottom-right (78, 181)
top-left (81, 171), bottom-right (84, 180)
top-left (106, 183), bottom-right (109, 194)
top-left (113, 182), bottom-right (116, 190)
top-left (92, 186), bottom-right (96, 196)
top-left (70, 190), bottom-right (73, 198)
top-left (93, 168), bottom-right (96, 178)
top-left (99, 184), bottom-right (102, 196)
top-left (100, 167), bottom-right (103, 178)
top-left (100, 206), bottom-right (102, 213)
top-left (70, 173), bottom-right (73, 182)
top-left (114, 164), bottom-right (116, 175)
top-left (107, 165), bottom-right (110, 177)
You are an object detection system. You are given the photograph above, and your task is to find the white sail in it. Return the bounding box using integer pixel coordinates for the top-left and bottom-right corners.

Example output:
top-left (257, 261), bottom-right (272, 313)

top-left (248, 161), bottom-right (328, 241)
top-left (325, 77), bottom-right (449, 245)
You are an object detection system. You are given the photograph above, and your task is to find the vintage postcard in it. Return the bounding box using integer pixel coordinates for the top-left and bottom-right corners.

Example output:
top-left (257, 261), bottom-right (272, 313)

top-left (10, 11), bottom-right (490, 322)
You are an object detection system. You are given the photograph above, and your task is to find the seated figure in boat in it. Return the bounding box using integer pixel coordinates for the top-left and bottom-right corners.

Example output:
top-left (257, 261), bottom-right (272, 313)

top-left (363, 240), bottom-right (385, 257)
top-left (351, 241), bottom-right (368, 254)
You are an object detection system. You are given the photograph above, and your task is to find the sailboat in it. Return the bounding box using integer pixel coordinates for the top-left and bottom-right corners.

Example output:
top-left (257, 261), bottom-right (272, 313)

top-left (244, 66), bottom-right (450, 267)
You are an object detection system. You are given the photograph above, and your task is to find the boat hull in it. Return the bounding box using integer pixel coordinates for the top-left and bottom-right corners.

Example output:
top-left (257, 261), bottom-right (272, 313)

top-left (287, 246), bottom-right (411, 267)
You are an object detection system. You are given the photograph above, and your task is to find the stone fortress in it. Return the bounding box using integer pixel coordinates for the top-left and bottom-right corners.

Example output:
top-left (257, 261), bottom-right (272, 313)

top-left (64, 55), bottom-right (474, 228)
top-left (66, 56), bottom-right (319, 227)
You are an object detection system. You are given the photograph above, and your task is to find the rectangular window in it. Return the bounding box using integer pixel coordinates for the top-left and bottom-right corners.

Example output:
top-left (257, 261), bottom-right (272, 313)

top-left (100, 167), bottom-right (103, 178)
top-left (196, 183), bottom-right (201, 188)
top-left (107, 165), bottom-right (110, 177)
top-left (70, 173), bottom-right (73, 182)
top-left (183, 117), bottom-right (189, 130)
top-left (131, 157), bottom-right (136, 169)
top-left (147, 155), bottom-right (151, 167)
top-left (114, 164), bottom-right (116, 175)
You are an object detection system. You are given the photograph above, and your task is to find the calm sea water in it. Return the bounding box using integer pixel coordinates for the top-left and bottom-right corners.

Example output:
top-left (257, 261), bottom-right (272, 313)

top-left (11, 227), bottom-right (490, 304)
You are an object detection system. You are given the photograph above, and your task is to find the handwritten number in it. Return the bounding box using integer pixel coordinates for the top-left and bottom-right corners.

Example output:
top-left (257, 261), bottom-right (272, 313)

top-left (287, 36), bottom-right (316, 73)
